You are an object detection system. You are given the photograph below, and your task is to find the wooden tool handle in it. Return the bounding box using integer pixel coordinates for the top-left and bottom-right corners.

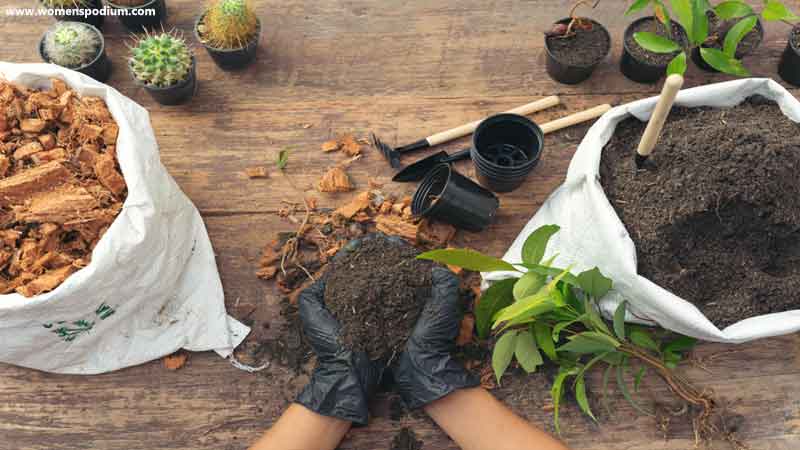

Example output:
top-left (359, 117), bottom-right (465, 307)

top-left (540, 104), bottom-right (612, 135)
top-left (426, 96), bottom-right (561, 146)
top-left (636, 74), bottom-right (684, 158)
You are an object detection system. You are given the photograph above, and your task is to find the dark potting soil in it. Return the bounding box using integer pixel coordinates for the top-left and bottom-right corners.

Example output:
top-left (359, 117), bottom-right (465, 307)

top-left (791, 26), bottom-right (800, 50)
top-left (390, 427), bottom-right (423, 450)
top-left (600, 97), bottom-right (800, 328)
top-left (325, 235), bottom-right (432, 360)
top-left (626, 18), bottom-right (688, 66)
top-left (546, 19), bottom-right (610, 67)
top-left (704, 12), bottom-right (762, 57)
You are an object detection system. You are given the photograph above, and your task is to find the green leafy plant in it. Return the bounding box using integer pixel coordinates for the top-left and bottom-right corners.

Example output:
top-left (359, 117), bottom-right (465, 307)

top-left (419, 225), bottom-right (713, 435)
top-left (128, 31), bottom-right (193, 88)
top-left (43, 22), bottom-right (101, 69)
top-left (626, 0), bottom-right (798, 76)
top-left (199, 0), bottom-right (259, 49)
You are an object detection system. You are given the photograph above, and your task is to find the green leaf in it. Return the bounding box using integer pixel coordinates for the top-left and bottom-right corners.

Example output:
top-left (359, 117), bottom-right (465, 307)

top-left (700, 47), bottom-right (750, 76)
top-left (601, 363), bottom-right (614, 416)
top-left (558, 332), bottom-right (620, 354)
top-left (617, 364), bottom-right (655, 416)
top-left (514, 331), bottom-right (543, 373)
top-left (492, 331), bottom-right (518, 384)
top-left (577, 267), bottom-right (613, 299)
top-left (667, 51), bottom-right (688, 75)
top-left (552, 317), bottom-right (582, 342)
top-left (692, 0), bottom-right (710, 45)
top-left (613, 301), bottom-right (627, 341)
top-left (629, 327), bottom-right (660, 352)
top-left (475, 279), bottom-right (515, 339)
top-left (669, 0), bottom-right (693, 31)
top-left (513, 271), bottom-right (546, 301)
top-left (584, 297), bottom-right (612, 335)
top-left (634, 366), bottom-right (648, 392)
top-left (653, 0), bottom-right (671, 27)
top-left (762, 0), bottom-right (800, 21)
top-left (417, 249), bottom-right (518, 273)
top-left (521, 225), bottom-right (560, 266)
top-left (663, 335), bottom-right (698, 354)
top-left (633, 32), bottom-right (681, 53)
top-left (276, 149), bottom-right (290, 170)
top-left (520, 264), bottom-right (581, 287)
top-left (575, 374), bottom-right (597, 421)
top-left (534, 322), bottom-right (557, 361)
top-left (723, 16), bottom-right (757, 57)
top-left (714, 1), bottom-right (753, 19)
top-left (626, 0), bottom-right (651, 15)
top-left (493, 288), bottom-right (553, 327)
top-left (663, 350), bottom-right (682, 369)
top-left (551, 366), bottom-right (579, 435)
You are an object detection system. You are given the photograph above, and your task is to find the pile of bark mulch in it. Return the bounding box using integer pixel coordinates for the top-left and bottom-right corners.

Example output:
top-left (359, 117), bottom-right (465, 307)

top-left (0, 78), bottom-right (125, 297)
top-left (600, 96), bottom-right (800, 328)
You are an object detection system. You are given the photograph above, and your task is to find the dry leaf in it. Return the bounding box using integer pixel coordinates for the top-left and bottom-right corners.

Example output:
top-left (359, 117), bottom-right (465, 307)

top-left (164, 351), bottom-right (188, 370)
top-left (245, 167), bottom-right (269, 179)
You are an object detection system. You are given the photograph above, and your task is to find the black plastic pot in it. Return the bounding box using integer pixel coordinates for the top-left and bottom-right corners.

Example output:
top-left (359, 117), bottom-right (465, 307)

top-left (692, 19), bottom-right (764, 73)
top-left (132, 56), bottom-right (197, 105)
top-left (545, 18), bottom-right (611, 84)
top-left (411, 163), bottom-right (499, 233)
top-left (39, 23), bottom-right (111, 82)
top-left (45, 0), bottom-right (105, 29)
top-left (108, 0), bottom-right (166, 31)
top-left (195, 13), bottom-right (261, 70)
top-left (779, 27), bottom-right (800, 87)
top-left (621, 17), bottom-right (688, 84)
top-left (470, 113), bottom-right (544, 193)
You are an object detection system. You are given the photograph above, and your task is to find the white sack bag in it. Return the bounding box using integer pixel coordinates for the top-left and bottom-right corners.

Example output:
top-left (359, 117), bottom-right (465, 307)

top-left (0, 63), bottom-right (249, 374)
top-left (485, 78), bottom-right (800, 344)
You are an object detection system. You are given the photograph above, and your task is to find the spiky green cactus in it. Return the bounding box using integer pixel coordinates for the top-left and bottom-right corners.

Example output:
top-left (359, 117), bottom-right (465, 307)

top-left (40, 0), bottom-right (90, 7)
top-left (129, 32), bottom-right (193, 88)
top-left (201, 0), bottom-right (259, 49)
top-left (43, 22), bottom-right (101, 69)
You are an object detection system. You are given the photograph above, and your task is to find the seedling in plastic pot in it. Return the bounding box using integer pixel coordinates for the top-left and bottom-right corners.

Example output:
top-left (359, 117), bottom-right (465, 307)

top-left (545, 0), bottom-right (601, 38)
top-left (418, 225), bottom-right (714, 437)
top-left (129, 30), bottom-right (197, 105)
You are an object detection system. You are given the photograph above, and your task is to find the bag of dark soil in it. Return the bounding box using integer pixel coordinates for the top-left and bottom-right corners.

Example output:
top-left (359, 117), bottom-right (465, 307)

top-left (0, 63), bottom-right (248, 373)
top-left (485, 79), bottom-right (800, 343)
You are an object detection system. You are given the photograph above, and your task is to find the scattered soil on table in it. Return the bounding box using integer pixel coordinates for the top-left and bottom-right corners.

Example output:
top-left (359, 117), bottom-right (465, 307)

top-left (626, 18), bottom-right (688, 66)
top-left (0, 78), bottom-right (126, 297)
top-left (325, 235), bottom-right (432, 360)
top-left (703, 12), bottom-right (762, 57)
top-left (600, 96), bottom-right (800, 328)
top-left (390, 427), bottom-right (423, 450)
top-left (546, 18), bottom-right (610, 67)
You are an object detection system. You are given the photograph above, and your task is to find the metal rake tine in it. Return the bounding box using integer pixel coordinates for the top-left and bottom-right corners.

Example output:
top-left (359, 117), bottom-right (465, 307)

top-left (370, 132), bottom-right (402, 169)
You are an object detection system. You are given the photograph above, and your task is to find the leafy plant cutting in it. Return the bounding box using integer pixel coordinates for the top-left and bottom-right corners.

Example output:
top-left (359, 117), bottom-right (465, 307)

top-left (627, 0), bottom-right (798, 76)
top-left (419, 225), bottom-right (718, 440)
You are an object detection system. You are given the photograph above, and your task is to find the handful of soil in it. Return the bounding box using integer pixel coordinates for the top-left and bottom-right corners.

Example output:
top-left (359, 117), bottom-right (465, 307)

top-left (600, 97), bottom-right (800, 328)
top-left (324, 235), bottom-right (432, 360)
top-left (0, 79), bottom-right (126, 297)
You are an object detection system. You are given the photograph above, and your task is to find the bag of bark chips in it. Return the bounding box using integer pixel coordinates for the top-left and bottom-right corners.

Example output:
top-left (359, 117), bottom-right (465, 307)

top-left (0, 63), bottom-right (248, 374)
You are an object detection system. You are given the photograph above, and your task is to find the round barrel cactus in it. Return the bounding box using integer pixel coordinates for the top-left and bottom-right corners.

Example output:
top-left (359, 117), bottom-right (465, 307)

top-left (129, 32), bottom-right (193, 88)
top-left (43, 21), bottom-right (101, 69)
top-left (203, 0), bottom-right (259, 49)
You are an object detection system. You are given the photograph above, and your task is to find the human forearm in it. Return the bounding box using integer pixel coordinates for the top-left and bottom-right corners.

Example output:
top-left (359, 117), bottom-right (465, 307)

top-left (424, 388), bottom-right (570, 450)
top-left (249, 403), bottom-right (351, 450)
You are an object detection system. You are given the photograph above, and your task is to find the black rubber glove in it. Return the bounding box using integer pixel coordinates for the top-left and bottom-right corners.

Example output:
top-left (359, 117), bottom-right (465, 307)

top-left (391, 266), bottom-right (480, 410)
top-left (294, 273), bottom-right (383, 425)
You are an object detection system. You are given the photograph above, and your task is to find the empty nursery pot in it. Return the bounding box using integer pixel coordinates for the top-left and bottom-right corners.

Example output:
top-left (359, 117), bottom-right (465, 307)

top-left (108, 0), bottom-right (167, 31)
top-left (46, 0), bottom-right (105, 29)
top-left (131, 56), bottom-right (197, 105)
top-left (470, 113), bottom-right (544, 193)
top-left (545, 17), bottom-right (611, 84)
top-left (621, 17), bottom-right (688, 84)
top-left (779, 27), bottom-right (800, 87)
top-left (39, 24), bottom-right (112, 83)
top-left (411, 163), bottom-right (499, 233)
top-left (195, 13), bottom-right (261, 70)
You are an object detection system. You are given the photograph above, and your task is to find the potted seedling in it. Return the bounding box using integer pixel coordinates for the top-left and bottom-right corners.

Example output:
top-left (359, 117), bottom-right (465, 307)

top-left (129, 31), bottom-right (197, 105)
top-left (626, 0), bottom-right (787, 76)
top-left (39, 0), bottom-right (104, 29)
top-left (39, 21), bottom-right (111, 82)
top-left (195, 0), bottom-right (261, 70)
top-left (106, 0), bottom-right (167, 31)
top-left (620, 12), bottom-right (688, 83)
top-left (544, 0), bottom-right (611, 84)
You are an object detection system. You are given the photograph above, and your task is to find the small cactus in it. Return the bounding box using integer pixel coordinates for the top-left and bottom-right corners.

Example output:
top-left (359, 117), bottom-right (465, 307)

top-left (43, 21), bottom-right (101, 69)
top-left (40, 0), bottom-right (91, 7)
top-left (201, 0), bottom-right (259, 49)
top-left (129, 31), bottom-right (193, 88)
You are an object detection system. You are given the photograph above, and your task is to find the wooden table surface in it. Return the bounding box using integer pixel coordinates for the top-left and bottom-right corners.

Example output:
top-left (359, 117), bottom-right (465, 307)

top-left (1, 1), bottom-right (800, 449)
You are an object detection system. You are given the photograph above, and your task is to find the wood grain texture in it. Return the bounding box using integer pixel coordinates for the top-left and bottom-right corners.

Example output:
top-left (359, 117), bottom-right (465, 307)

top-left (1, 0), bottom-right (799, 449)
